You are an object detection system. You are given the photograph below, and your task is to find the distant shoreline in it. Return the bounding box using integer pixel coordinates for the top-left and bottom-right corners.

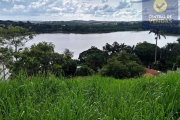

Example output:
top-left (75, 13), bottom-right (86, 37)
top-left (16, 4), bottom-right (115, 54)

top-left (35, 30), bottom-right (180, 37)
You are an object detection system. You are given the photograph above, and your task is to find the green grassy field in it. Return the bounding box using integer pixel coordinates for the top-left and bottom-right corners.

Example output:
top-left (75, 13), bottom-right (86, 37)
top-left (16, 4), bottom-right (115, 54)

top-left (0, 72), bottom-right (180, 120)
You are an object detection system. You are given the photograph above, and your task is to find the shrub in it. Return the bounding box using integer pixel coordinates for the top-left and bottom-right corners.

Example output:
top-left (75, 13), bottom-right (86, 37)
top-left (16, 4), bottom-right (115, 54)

top-left (100, 60), bottom-right (130, 79)
top-left (176, 56), bottom-right (180, 67)
top-left (76, 65), bottom-right (94, 76)
top-left (127, 61), bottom-right (145, 77)
top-left (62, 60), bottom-right (77, 76)
top-left (100, 51), bottom-right (145, 79)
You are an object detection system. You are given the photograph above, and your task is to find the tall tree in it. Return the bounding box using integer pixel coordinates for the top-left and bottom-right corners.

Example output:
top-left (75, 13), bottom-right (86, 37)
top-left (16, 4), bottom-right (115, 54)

top-left (119, 43), bottom-right (127, 51)
top-left (135, 41), bottom-right (160, 66)
top-left (103, 43), bottom-right (112, 55)
top-left (0, 26), bottom-right (35, 61)
top-left (63, 48), bottom-right (74, 59)
top-left (177, 37), bottom-right (180, 43)
top-left (79, 46), bottom-right (107, 71)
top-left (13, 42), bottom-right (55, 76)
top-left (12, 42), bottom-right (77, 78)
top-left (149, 28), bottom-right (166, 63)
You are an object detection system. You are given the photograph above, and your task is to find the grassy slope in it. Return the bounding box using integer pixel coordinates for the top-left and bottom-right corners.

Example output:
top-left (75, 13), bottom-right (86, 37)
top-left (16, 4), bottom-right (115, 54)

top-left (0, 73), bottom-right (180, 120)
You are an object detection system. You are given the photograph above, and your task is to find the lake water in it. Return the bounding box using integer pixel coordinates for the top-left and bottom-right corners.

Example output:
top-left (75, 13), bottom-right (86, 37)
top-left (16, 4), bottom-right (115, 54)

top-left (26, 31), bottom-right (179, 59)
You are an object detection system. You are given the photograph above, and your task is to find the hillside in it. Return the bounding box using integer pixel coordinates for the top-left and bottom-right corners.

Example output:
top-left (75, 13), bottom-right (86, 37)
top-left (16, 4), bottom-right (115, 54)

top-left (0, 73), bottom-right (180, 119)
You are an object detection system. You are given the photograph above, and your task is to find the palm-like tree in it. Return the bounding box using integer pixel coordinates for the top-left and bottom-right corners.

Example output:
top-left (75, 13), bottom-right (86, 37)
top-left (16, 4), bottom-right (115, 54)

top-left (120, 43), bottom-right (127, 51)
top-left (149, 28), bottom-right (166, 63)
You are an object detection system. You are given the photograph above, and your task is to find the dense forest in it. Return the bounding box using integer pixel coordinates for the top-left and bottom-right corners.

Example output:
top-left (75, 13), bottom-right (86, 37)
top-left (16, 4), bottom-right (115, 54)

top-left (0, 20), bottom-right (179, 34)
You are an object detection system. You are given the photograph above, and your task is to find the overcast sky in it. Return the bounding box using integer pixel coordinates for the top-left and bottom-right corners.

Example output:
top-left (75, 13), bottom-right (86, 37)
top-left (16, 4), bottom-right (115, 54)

top-left (0, 0), bottom-right (178, 21)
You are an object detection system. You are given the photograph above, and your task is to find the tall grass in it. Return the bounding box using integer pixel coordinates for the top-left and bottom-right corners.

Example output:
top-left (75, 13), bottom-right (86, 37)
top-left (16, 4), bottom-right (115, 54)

top-left (0, 72), bottom-right (180, 120)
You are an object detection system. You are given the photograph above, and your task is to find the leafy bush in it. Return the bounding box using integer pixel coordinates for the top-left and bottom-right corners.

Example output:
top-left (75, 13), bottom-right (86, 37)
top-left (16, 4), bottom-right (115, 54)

top-left (127, 61), bottom-right (145, 77)
top-left (62, 60), bottom-right (77, 77)
top-left (76, 65), bottom-right (94, 76)
top-left (100, 60), bottom-right (130, 79)
top-left (176, 56), bottom-right (180, 67)
top-left (100, 51), bottom-right (145, 79)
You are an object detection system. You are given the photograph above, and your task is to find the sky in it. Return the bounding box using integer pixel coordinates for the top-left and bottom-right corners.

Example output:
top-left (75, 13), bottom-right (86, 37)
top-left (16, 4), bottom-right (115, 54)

top-left (0, 0), bottom-right (179, 21)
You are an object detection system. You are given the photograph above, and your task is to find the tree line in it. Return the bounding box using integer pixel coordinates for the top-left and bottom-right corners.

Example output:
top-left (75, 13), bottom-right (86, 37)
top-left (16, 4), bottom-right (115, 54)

top-left (0, 26), bottom-right (180, 80)
top-left (0, 20), bottom-right (179, 35)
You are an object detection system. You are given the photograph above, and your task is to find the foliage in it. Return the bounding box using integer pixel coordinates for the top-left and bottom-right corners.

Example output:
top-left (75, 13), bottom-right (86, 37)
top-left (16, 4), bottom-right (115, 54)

top-left (103, 41), bottom-right (134, 57)
top-left (12, 42), bottom-right (76, 78)
top-left (149, 28), bottom-right (166, 63)
top-left (160, 43), bottom-right (180, 70)
top-left (0, 26), bottom-right (35, 76)
top-left (50, 53), bottom-right (66, 77)
top-left (126, 61), bottom-right (146, 77)
top-left (149, 28), bottom-right (166, 40)
top-left (129, 53), bottom-right (142, 65)
top-left (100, 59), bottom-right (129, 79)
top-left (1, 72), bottom-right (180, 119)
top-left (171, 44), bottom-right (180, 60)
top-left (0, 26), bottom-right (34, 60)
top-left (176, 56), bottom-right (180, 67)
top-left (78, 46), bottom-right (107, 72)
top-left (62, 60), bottom-right (77, 77)
top-left (0, 20), bottom-right (143, 34)
top-left (1, 20), bottom-right (180, 35)
top-left (76, 65), bottom-right (94, 76)
top-left (12, 42), bottom-right (54, 76)
top-left (135, 41), bottom-right (160, 66)
top-left (100, 51), bottom-right (145, 79)
top-left (63, 48), bottom-right (74, 58)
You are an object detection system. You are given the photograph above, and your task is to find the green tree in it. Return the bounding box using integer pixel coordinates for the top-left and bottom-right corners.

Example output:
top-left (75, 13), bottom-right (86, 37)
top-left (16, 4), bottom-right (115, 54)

top-left (12, 42), bottom-right (77, 78)
top-left (135, 41), bottom-right (160, 66)
top-left (12, 42), bottom-right (56, 76)
top-left (177, 37), bottom-right (180, 43)
top-left (79, 46), bottom-right (107, 71)
top-left (103, 43), bottom-right (112, 53)
top-left (149, 28), bottom-right (166, 63)
top-left (160, 43), bottom-right (177, 70)
top-left (63, 48), bottom-right (74, 59)
top-left (76, 65), bottom-right (94, 76)
top-left (126, 61), bottom-right (145, 77)
top-left (0, 26), bottom-right (34, 61)
top-left (51, 52), bottom-right (66, 77)
top-left (176, 56), bottom-right (180, 67)
top-left (100, 51), bottom-right (145, 79)
top-left (62, 60), bottom-right (77, 77)
top-left (100, 59), bottom-right (130, 79)
top-left (103, 42), bottom-right (134, 57)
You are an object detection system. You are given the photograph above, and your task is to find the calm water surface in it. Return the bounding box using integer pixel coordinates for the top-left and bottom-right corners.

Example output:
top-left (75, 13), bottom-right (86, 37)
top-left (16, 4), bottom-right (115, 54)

top-left (26, 31), bottom-right (179, 59)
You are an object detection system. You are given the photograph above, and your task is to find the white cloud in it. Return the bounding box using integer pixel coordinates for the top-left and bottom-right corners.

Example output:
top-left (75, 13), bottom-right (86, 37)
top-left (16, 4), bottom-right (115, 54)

top-left (2, 8), bottom-right (8, 12)
top-left (0, 0), bottom-right (144, 21)
top-left (12, 0), bottom-right (25, 2)
top-left (2, 0), bottom-right (10, 2)
top-left (116, 0), bottom-right (132, 9)
top-left (12, 4), bottom-right (25, 11)
top-left (82, 4), bottom-right (116, 15)
top-left (101, 0), bottom-right (108, 4)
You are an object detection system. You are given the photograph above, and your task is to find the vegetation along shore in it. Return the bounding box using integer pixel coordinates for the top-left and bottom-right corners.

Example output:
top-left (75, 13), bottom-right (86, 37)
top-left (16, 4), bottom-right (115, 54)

top-left (0, 23), bottom-right (180, 119)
